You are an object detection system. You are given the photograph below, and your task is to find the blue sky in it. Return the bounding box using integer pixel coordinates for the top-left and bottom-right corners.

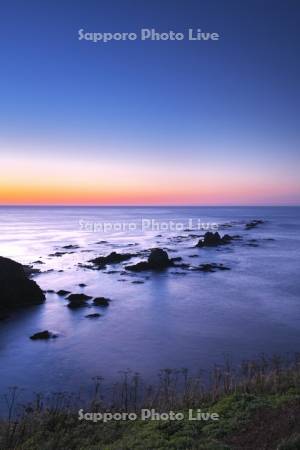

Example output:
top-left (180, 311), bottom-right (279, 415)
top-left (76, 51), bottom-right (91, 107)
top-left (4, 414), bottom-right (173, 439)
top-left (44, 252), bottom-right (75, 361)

top-left (0, 0), bottom-right (299, 204)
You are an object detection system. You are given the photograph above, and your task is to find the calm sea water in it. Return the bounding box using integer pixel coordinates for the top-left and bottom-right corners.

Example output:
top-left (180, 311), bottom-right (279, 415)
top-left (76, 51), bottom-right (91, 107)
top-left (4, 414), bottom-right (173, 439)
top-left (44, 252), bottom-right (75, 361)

top-left (0, 206), bottom-right (300, 410)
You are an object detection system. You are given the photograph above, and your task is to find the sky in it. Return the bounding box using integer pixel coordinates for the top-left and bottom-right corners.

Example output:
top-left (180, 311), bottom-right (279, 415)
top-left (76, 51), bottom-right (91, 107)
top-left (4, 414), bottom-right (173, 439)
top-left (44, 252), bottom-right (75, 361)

top-left (0, 0), bottom-right (299, 205)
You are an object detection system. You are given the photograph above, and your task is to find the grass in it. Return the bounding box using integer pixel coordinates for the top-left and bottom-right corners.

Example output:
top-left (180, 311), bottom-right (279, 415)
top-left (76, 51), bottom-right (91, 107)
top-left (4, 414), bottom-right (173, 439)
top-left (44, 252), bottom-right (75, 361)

top-left (1, 355), bottom-right (300, 449)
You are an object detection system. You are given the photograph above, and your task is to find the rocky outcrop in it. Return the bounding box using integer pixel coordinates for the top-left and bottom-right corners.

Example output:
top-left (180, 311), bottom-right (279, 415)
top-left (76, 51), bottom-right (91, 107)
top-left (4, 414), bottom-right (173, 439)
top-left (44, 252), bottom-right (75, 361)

top-left (0, 256), bottom-right (45, 310)
top-left (195, 232), bottom-right (236, 248)
top-left (57, 290), bottom-right (71, 296)
top-left (93, 297), bottom-right (111, 307)
top-left (245, 220), bottom-right (265, 229)
top-left (30, 330), bottom-right (58, 340)
top-left (89, 252), bottom-right (136, 269)
top-left (67, 293), bottom-right (92, 308)
top-left (126, 248), bottom-right (174, 272)
top-left (193, 263), bottom-right (231, 272)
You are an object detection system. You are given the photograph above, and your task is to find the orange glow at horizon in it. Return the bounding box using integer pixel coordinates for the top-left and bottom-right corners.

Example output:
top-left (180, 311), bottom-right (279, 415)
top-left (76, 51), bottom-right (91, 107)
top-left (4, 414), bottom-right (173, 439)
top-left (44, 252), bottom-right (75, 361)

top-left (1, 151), bottom-right (299, 206)
top-left (0, 179), bottom-right (298, 206)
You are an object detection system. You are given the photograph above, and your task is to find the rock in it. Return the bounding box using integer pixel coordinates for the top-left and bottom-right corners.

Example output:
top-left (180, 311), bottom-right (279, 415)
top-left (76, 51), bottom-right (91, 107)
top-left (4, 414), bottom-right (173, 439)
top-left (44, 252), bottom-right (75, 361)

top-left (245, 219), bottom-right (265, 229)
top-left (89, 252), bottom-right (136, 269)
top-left (32, 260), bottom-right (45, 264)
top-left (173, 263), bottom-right (190, 270)
top-left (193, 263), bottom-right (231, 272)
top-left (30, 330), bottom-right (58, 340)
top-left (125, 261), bottom-right (150, 272)
top-left (148, 248), bottom-right (171, 267)
top-left (49, 251), bottom-right (70, 257)
top-left (45, 289), bottom-right (55, 293)
top-left (126, 248), bottom-right (174, 272)
top-left (85, 313), bottom-right (101, 318)
top-left (0, 256), bottom-right (45, 310)
top-left (23, 265), bottom-right (42, 276)
top-left (78, 283), bottom-right (87, 287)
top-left (131, 280), bottom-right (145, 284)
top-left (62, 244), bottom-right (80, 249)
top-left (170, 256), bottom-right (182, 262)
top-left (93, 297), bottom-right (111, 307)
top-left (57, 290), bottom-right (71, 296)
top-left (195, 232), bottom-right (237, 248)
top-left (67, 293), bottom-right (92, 308)
top-left (67, 293), bottom-right (92, 301)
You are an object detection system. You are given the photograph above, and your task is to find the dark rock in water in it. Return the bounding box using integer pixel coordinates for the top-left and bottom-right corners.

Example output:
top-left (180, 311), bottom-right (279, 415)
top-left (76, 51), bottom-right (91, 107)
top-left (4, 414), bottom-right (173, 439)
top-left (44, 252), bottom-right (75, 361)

top-left (78, 283), bottom-right (87, 287)
top-left (170, 256), bottom-right (182, 262)
top-left (23, 265), bottom-right (42, 276)
top-left (32, 260), bottom-right (45, 264)
top-left (193, 263), bottom-right (231, 273)
top-left (125, 261), bottom-right (150, 272)
top-left (188, 254), bottom-right (199, 258)
top-left (89, 251), bottom-right (136, 269)
top-left (67, 293), bottom-right (92, 301)
top-left (57, 290), bottom-right (71, 296)
top-left (85, 313), bottom-right (101, 318)
top-left (245, 219), bottom-right (265, 229)
top-left (67, 293), bottom-right (92, 308)
top-left (93, 297), bottom-right (111, 307)
top-left (195, 232), bottom-right (237, 248)
top-left (49, 251), bottom-right (71, 257)
top-left (131, 280), bottom-right (145, 284)
top-left (174, 263), bottom-right (191, 270)
top-left (45, 289), bottom-right (55, 293)
top-left (126, 248), bottom-right (174, 272)
top-left (0, 256), bottom-right (45, 310)
top-left (148, 248), bottom-right (171, 268)
top-left (30, 330), bottom-right (58, 340)
top-left (62, 244), bottom-right (80, 249)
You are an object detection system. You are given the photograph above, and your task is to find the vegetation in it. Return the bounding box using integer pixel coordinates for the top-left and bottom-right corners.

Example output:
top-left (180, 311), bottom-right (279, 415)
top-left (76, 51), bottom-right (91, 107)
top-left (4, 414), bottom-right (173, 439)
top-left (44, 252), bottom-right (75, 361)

top-left (1, 355), bottom-right (300, 449)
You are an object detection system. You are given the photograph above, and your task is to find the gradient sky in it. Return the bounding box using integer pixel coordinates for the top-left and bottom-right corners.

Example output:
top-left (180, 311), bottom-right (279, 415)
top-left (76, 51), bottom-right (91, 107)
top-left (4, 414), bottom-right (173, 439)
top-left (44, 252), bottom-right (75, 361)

top-left (0, 0), bottom-right (299, 205)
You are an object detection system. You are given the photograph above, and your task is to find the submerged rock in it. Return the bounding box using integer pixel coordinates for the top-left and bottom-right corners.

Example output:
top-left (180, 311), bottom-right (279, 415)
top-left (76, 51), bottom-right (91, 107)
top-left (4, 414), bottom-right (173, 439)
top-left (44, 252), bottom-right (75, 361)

top-left (0, 256), bottom-right (45, 310)
top-left (30, 330), bottom-right (58, 340)
top-left (126, 248), bottom-right (174, 272)
top-left (89, 252), bottom-right (136, 269)
top-left (85, 313), bottom-right (101, 318)
top-left (93, 297), bottom-right (111, 307)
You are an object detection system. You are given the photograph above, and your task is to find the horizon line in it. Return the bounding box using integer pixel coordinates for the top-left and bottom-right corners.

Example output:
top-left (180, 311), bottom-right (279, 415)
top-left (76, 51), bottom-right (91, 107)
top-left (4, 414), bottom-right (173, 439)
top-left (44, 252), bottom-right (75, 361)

top-left (0, 204), bottom-right (299, 208)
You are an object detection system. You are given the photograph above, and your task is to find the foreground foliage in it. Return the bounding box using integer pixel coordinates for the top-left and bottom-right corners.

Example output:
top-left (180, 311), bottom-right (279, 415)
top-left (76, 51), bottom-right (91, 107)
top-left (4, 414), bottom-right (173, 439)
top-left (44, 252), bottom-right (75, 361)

top-left (1, 355), bottom-right (300, 449)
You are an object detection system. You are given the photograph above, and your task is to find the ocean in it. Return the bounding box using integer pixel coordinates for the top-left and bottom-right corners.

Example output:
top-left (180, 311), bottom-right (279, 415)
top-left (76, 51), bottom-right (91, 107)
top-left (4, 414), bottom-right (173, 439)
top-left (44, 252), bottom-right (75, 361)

top-left (0, 206), bottom-right (300, 409)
